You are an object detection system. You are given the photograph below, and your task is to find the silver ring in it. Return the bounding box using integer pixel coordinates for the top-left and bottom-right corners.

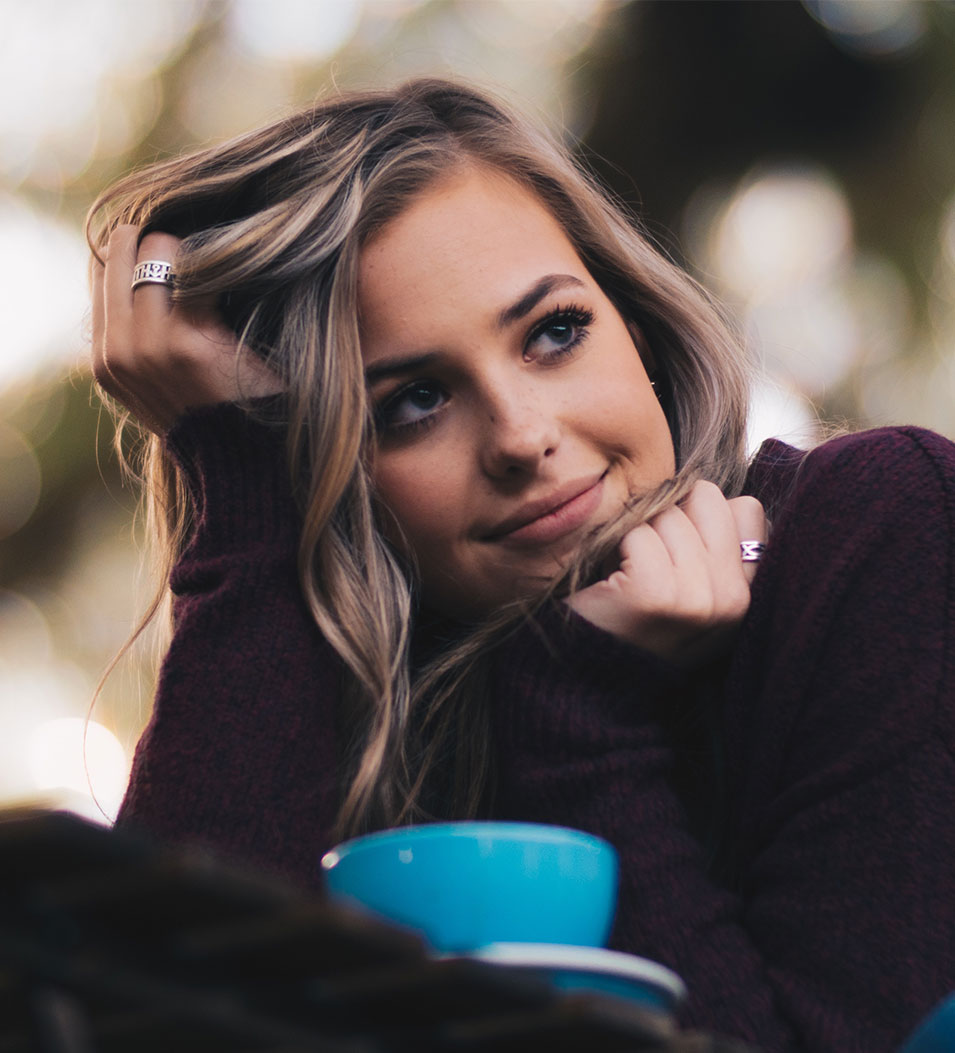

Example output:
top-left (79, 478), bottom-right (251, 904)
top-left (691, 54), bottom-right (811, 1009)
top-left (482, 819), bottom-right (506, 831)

top-left (740, 540), bottom-right (766, 563)
top-left (131, 260), bottom-right (175, 290)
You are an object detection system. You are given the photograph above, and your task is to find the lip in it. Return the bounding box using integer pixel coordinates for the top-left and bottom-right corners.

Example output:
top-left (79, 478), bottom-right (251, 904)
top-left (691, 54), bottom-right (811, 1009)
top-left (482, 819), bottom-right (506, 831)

top-left (483, 473), bottom-right (607, 547)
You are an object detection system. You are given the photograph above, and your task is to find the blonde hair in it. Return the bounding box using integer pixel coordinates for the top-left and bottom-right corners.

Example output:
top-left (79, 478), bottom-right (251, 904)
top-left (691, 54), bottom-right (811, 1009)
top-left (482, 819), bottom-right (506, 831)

top-left (88, 78), bottom-right (750, 839)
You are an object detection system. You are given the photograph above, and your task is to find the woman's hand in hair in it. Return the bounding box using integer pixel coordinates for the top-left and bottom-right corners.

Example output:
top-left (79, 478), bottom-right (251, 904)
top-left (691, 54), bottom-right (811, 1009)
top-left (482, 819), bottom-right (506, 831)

top-left (567, 481), bottom-right (767, 666)
top-left (90, 226), bottom-right (283, 433)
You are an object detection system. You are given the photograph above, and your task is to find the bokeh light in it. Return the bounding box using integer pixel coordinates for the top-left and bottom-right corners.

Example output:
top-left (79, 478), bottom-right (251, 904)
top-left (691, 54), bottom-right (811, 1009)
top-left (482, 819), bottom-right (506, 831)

top-left (28, 717), bottom-right (128, 823)
top-left (0, 0), bottom-right (200, 184)
top-left (803, 0), bottom-right (927, 57)
top-left (0, 194), bottom-right (88, 389)
top-left (747, 377), bottom-right (821, 456)
top-left (0, 423), bottom-right (42, 539)
top-left (687, 162), bottom-right (925, 441)
top-left (229, 0), bottom-right (366, 61)
top-left (710, 168), bottom-right (853, 302)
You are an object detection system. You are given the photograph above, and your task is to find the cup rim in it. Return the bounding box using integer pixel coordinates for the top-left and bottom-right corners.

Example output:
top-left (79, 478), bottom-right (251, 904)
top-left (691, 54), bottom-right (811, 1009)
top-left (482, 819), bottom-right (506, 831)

top-left (321, 821), bottom-right (615, 870)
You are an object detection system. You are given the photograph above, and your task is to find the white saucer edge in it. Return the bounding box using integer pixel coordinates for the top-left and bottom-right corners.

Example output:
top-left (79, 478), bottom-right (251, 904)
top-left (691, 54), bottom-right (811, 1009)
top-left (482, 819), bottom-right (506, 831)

top-left (443, 942), bottom-right (687, 1002)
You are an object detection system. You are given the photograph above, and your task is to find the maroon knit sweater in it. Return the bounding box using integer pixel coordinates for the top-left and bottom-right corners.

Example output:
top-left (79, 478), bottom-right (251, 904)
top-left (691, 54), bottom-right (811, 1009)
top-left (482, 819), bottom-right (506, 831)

top-left (117, 405), bottom-right (955, 1052)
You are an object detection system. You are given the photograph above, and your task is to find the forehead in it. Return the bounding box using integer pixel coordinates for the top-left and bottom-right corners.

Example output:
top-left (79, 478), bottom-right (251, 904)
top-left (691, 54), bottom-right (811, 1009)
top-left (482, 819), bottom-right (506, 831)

top-left (357, 167), bottom-right (589, 348)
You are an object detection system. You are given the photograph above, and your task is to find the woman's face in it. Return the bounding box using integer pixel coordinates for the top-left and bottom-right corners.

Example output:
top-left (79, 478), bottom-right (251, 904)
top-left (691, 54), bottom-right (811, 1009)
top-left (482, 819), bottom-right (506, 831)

top-left (359, 166), bottom-right (676, 618)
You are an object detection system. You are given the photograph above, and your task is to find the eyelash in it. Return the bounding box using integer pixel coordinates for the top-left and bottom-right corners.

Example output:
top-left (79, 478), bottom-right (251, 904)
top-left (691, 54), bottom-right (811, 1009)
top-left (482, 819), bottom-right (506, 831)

top-left (374, 382), bottom-right (445, 439)
top-left (374, 303), bottom-right (597, 438)
top-left (525, 303), bottom-right (594, 362)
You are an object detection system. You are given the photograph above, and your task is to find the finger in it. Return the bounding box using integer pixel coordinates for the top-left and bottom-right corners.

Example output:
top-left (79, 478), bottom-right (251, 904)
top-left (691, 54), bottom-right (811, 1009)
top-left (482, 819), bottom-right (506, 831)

top-left (678, 480), bottom-right (750, 599)
top-left (99, 225), bottom-right (161, 422)
top-left (89, 254), bottom-right (105, 374)
top-left (663, 481), bottom-right (759, 623)
top-left (728, 495), bottom-right (768, 585)
top-left (617, 519), bottom-right (678, 589)
top-left (89, 252), bottom-right (131, 409)
top-left (132, 232), bottom-right (181, 350)
top-left (567, 521), bottom-right (668, 640)
top-left (647, 502), bottom-right (711, 574)
top-left (95, 227), bottom-right (140, 403)
top-left (103, 225), bottom-right (138, 355)
top-left (644, 503), bottom-right (719, 619)
top-left (608, 517), bottom-right (698, 622)
top-left (679, 480), bottom-right (741, 564)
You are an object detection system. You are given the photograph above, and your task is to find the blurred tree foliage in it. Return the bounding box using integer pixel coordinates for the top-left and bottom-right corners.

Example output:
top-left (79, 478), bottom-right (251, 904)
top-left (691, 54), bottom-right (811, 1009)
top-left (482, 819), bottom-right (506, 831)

top-left (580, 0), bottom-right (955, 338)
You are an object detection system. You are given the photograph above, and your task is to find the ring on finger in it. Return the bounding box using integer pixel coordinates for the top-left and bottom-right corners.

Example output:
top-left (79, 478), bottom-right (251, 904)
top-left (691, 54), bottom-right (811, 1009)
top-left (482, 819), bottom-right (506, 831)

top-left (131, 260), bottom-right (175, 290)
top-left (740, 540), bottom-right (767, 563)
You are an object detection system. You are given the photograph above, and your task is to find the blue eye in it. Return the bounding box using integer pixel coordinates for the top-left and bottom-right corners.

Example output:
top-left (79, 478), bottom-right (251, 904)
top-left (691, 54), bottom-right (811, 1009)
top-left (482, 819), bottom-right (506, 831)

top-left (540, 320), bottom-right (576, 347)
top-left (526, 305), bottom-right (594, 361)
top-left (376, 380), bottom-right (448, 434)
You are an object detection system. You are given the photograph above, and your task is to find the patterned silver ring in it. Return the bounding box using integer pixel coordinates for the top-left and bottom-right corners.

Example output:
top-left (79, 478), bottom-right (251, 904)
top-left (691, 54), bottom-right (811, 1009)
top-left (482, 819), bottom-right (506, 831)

top-left (740, 540), bottom-right (767, 563)
top-left (131, 260), bottom-right (175, 290)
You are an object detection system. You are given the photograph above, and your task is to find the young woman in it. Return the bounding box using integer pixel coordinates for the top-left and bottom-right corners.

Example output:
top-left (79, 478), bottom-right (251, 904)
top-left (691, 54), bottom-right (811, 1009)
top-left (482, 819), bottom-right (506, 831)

top-left (88, 79), bottom-right (955, 1052)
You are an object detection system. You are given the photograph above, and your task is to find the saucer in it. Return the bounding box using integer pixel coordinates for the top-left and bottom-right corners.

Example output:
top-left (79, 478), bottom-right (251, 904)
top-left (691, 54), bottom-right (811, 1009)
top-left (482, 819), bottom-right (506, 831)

top-left (459, 943), bottom-right (686, 1011)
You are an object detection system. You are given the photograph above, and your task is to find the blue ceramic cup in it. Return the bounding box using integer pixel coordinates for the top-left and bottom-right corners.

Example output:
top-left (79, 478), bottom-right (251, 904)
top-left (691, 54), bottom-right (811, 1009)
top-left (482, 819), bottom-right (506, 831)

top-left (899, 994), bottom-right (955, 1053)
top-left (320, 821), bottom-right (618, 953)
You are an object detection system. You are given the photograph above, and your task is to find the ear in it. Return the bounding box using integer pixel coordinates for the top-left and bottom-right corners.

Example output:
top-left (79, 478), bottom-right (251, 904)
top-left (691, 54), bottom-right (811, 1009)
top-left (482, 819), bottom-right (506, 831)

top-left (626, 320), bottom-right (657, 374)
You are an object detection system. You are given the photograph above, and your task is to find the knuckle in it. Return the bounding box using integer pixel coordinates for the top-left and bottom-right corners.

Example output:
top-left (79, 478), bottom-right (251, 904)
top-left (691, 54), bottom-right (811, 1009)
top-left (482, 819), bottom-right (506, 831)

top-left (731, 494), bottom-right (765, 519)
top-left (138, 342), bottom-right (182, 379)
top-left (91, 356), bottom-right (111, 386)
top-left (676, 588), bottom-right (715, 626)
top-left (105, 333), bottom-right (160, 379)
top-left (138, 231), bottom-right (180, 260)
top-left (683, 479), bottom-right (724, 512)
top-left (105, 225), bottom-right (137, 260)
top-left (102, 350), bottom-right (133, 384)
top-left (164, 338), bottom-right (200, 372)
top-left (731, 495), bottom-right (768, 535)
top-left (692, 479), bottom-right (723, 500)
top-left (619, 523), bottom-right (647, 553)
top-left (629, 583), bottom-right (675, 621)
top-left (93, 364), bottom-right (123, 403)
top-left (720, 580), bottom-right (751, 619)
top-left (680, 480), bottom-right (729, 527)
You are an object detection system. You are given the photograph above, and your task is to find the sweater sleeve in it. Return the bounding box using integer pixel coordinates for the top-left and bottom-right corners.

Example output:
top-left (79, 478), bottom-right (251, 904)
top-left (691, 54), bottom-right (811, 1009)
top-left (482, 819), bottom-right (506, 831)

top-left (115, 403), bottom-right (343, 889)
top-left (487, 427), bottom-right (955, 1053)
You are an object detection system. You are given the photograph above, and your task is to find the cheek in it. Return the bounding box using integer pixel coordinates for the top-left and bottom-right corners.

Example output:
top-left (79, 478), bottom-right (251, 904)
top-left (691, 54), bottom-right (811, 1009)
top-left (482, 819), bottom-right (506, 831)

top-left (576, 364), bottom-right (650, 432)
top-left (372, 454), bottom-right (464, 554)
top-left (577, 359), bottom-right (674, 473)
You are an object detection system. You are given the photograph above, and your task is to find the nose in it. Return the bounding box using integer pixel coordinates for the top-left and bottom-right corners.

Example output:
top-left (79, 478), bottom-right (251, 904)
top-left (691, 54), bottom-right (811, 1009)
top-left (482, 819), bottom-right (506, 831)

top-left (479, 389), bottom-right (561, 479)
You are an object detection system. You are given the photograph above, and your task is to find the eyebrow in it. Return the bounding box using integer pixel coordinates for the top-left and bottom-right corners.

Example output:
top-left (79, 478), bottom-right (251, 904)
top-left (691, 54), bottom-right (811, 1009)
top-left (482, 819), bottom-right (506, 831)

top-left (363, 273), bottom-right (587, 386)
top-left (365, 351), bottom-right (439, 386)
top-left (496, 273), bottom-right (586, 330)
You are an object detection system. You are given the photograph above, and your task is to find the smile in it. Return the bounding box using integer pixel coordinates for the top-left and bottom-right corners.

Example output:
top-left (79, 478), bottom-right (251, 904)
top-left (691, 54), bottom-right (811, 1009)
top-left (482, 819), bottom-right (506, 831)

top-left (484, 473), bottom-right (607, 547)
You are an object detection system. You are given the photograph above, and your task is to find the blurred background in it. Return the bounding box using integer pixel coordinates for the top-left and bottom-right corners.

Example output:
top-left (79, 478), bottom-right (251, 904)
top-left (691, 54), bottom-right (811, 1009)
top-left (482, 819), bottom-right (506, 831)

top-left (2, 0), bottom-right (954, 823)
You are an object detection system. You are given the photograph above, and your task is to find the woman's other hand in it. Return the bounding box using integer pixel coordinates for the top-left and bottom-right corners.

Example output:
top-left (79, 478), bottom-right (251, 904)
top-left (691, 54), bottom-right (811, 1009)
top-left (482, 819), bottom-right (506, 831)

top-left (90, 226), bottom-right (283, 433)
top-left (567, 480), bottom-right (768, 665)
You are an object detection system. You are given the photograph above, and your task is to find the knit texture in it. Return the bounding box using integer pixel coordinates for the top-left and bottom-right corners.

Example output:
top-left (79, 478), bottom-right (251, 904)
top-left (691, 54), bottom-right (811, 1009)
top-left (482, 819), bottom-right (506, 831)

top-left (117, 409), bottom-right (955, 1052)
